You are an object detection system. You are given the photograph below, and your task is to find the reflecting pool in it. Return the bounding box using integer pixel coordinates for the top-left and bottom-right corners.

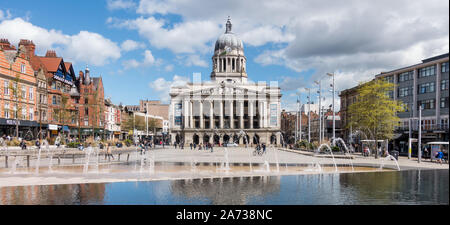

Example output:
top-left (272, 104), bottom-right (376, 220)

top-left (0, 169), bottom-right (447, 205)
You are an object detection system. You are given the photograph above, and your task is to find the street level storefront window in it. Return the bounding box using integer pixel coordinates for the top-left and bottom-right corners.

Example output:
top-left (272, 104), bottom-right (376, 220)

top-left (442, 62), bottom-right (449, 73)
top-left (441, 79), bottom-right (449, 91)
top-left (419, 65), bottom-right (436, 78)
top-left (418, 82), bottom-right (435, 94)
top-left (441, 97), bottom-right (449, 108)
top-left (418, 99), bottom-right (435, 110)
top-left (398, 71), bottom-right (413, 82)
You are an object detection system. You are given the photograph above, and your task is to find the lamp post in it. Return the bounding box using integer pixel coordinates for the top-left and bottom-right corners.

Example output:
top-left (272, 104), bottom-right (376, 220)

top-left (327, 73), bottom-right (335, 140)
top-left (298, 94), bottom-right (302, 142)
top-left (418, 105), bottom-right (422, 163)
top-left (305, 88), bottom-right (311, 143)
top-left (408, 102), bottom-right (412, 159)
top-left (314, 80), bottom-right (321, 143)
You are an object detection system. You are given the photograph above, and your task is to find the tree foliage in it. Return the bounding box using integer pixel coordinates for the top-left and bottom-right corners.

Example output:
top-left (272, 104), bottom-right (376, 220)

top-left (347, 79), bottom-right (405, 156)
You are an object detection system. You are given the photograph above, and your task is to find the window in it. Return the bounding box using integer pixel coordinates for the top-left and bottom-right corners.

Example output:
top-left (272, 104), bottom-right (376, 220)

top-left (56, 82), bottom-right (61, 91)
top-left (398, 86), bottom-right (413, 97)
top-left (442, 62), bottom-right (449, 73)
top-left (52, 82), bottom-right (56, 90)
top-left (398, 71), bottom-right (413, 82)
top-left (21, 86), bottom-right (26, 98)
top-left (22, 107), bottom-right (26, 120)
top-left (4, 81), bottom-right (9, 95)
top-left (4, 103), bottom-right (9, 118)
top-left (20, 64), bottom-right (26, 73)
top-left (384, 76), bottom-right (394, 83)
top-left (29, 87), bottom-right (33, 101)
top-left (419, 65), bottom-right (436, 78)
top-left (85, 107), bottom-right (89, 115)
top-left (29, 108), bottom-right (34, 120)
top-left (418, 82), bottom-right (435, 94)
top-left (52, 96), bottom-right (57, 105)
top-left (441, 80), bottom-right (449, 91)
top-left (388, 91), bottom-right (394, 99)
top-left (418, 99), bottom-right (435, 110)
top-left (441, 97), bottom-right (449, 108)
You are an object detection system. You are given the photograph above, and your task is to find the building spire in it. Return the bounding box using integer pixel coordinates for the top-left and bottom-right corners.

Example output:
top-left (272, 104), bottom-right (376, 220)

top-left (225, 16), bottom-right (232, 33)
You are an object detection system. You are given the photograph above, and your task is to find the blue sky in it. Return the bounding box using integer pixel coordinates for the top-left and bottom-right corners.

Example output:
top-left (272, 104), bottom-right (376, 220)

top-left (1, 0), bottom-right (448, 111)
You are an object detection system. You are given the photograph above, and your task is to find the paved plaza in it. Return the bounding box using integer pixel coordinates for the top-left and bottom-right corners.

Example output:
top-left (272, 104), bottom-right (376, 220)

top-left (0, 146), bottom-right (447, 187)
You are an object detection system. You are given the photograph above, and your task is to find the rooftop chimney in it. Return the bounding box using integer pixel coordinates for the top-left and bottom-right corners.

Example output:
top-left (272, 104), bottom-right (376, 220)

top-left (18, 39), bottom-right (35, 57)
top-left (0, 39), bottom-right (16, 50)
top-left (45, 50), bottom-right (57, 57)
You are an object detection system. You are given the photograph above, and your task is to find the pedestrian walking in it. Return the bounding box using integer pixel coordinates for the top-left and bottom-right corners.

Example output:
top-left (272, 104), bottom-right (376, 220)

top-left (106, 143), bottom-right (114, 161)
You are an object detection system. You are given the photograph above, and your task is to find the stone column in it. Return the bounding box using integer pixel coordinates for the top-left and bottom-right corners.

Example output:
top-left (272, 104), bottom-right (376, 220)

top-left (200, 100), bottom-right (204, 129)
top-left (264, 101), bottom-right (268, 128)
top-left (183, 99), bottom-right (189, 128)
top-left (209, 100), bottom-right (214, 129)
top-left (239, 100), bottom-right (244, 129)
top-left (259, 101), bottom-right (263, 128)
top-left (220, 100), bottom-right (224, 128)
top-left (249, 100), bottom-right (254, 129)
top-left (230, 100), bottom-right (234, 129)
top-left (189, 100), bottom-right (193, 128)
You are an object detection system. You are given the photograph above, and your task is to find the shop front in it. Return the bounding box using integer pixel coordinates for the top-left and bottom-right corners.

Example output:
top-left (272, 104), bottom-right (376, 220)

top-left (0, 118), bottom-right (41, 140)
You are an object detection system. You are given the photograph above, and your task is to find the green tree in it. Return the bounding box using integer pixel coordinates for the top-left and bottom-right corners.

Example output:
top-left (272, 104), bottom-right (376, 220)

top-left (9, 73), bottom-right (24, 139)
top-left (347, 79), bottom-right (406, 158)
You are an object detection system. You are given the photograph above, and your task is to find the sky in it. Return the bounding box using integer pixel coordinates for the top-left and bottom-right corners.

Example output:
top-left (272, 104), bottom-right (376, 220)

top-left (1, 0), bottom-right (448, 111)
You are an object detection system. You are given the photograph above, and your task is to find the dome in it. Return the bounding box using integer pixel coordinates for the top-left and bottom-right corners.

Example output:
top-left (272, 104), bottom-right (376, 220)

top-left (214, 18), bottom-right (244, 52)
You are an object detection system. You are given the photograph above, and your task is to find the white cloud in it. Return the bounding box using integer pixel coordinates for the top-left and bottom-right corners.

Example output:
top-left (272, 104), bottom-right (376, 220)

top-left (149, 75), bottom-right (190, 102)
top-left (184, 54), bottom-right (208, 67)
top-left (143, 49), bottom-right (155, 64)
top-left (121, 39), bottom-right (145, 51)
top-left (0, 9), bottom-right (12, 20)
top-left (164, 64), bottom-right (174, 72)
top-left (107, 0), bottom-right (136, 10)
top-left (117, 16), bottom-right (221, 54)
top-left (122, 49), bottom-right (159, 69)
top-left (0, 17), bottom-right (121, 66)
top-left (64, 31), bottom-right (121, 66)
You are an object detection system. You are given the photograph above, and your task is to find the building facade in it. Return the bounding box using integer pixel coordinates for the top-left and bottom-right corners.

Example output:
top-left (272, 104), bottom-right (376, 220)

top-left (340, 53), bottom-right (449, 155)
top-left (0, 39), bottom-right (39, 138)
top-left (169, 18), bottom-right (282, 146)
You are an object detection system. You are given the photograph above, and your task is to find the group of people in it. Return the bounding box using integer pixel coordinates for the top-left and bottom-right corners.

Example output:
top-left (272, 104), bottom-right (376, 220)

top-left (187, 142), bottom-right (215, 152)
top-left (254, 143), bottom-right (267, 155)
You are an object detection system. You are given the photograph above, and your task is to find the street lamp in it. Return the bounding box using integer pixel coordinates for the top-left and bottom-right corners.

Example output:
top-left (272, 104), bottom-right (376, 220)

top-left (305, 88), bottom-right (311, 143)
top-left (327, 73), bottom-right (335, 140)
top-left (314, 80), bottom-right (321, 143)
top-left (418, 105), bottom-right (422, 163)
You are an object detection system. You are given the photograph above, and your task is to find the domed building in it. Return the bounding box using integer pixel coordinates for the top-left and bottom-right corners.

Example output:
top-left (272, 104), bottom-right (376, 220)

top-left (169, 18), bottom-right (282, 146)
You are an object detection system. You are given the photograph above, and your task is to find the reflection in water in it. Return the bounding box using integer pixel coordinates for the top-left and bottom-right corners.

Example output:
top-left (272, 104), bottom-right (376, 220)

top-left (0, 170), bottom-right (447, 205)
top-left (170, 176), bottom-right (281, 205)
top-left (0, 183), bottom-right (106, 205)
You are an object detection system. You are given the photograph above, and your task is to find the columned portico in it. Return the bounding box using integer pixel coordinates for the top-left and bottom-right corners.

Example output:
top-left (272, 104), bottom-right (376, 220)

top-left (169, 18), bottom-right (282, 147)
